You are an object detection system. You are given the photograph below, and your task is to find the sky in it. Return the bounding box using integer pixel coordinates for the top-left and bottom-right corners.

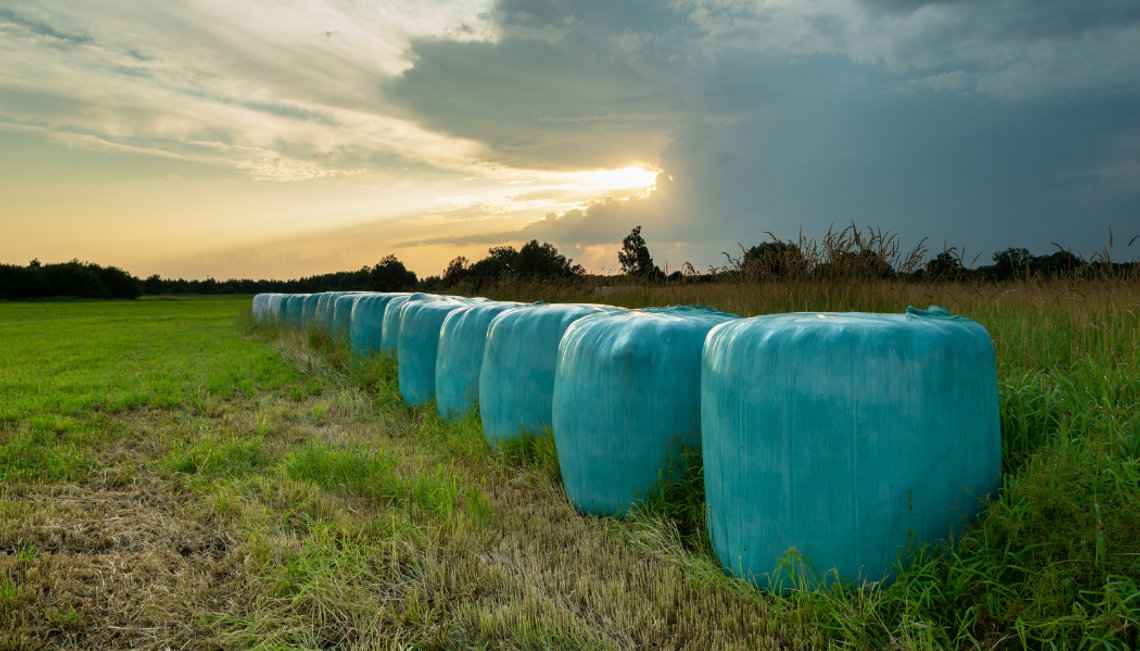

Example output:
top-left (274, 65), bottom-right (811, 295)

top-left (2, 0), bottom-right (1139, 280)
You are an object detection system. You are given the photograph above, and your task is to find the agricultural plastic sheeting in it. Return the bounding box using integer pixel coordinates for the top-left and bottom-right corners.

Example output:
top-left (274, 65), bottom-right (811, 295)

top-left (302, 294), bottom-right (322, 330)
top-left (701, 305), bottom-right (1001, 591)
top-left (264, 294), bottom-right (285, 324)
top-left (272, 294), bottom-right (289, 325)
top-left (252, 294), bottom-right (267, 322)
top-left (435, 300), bottom-right (533, 421)
top-left (480, 303), bottom-right (624, 446)
top-left (316, 292), bottom-right (345, 332)
top-left (285, 295), bottom-right (309, 328)
top-left (350, 293), bottom-right (409, 359)
top-left (320, 292), bottom-right (366, 333)
top-left (276, 295), bottom-right (290, 325)
top-left (381, 293), bottom-right (436, 355)
top-left (553, 306), bottom-right (740, 516)
top-left (396, 296), bottom-right (487, 406)
top-left (261, 294), bottom-right (279, 324)
top-left (315, 293), bottom-right (335, 331)
top-left (333, 293), bottom-right (369, 339)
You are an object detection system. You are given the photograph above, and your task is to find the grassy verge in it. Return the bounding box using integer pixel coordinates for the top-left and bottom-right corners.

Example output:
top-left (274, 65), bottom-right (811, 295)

top-left (1, 278), bottom-right (1138, 649)
top-left (0, 298), bottom-right (807, 650)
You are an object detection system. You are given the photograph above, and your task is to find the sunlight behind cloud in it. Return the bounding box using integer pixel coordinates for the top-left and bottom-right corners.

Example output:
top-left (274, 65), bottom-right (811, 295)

top-left (563, 165), bottom-right (659, 190)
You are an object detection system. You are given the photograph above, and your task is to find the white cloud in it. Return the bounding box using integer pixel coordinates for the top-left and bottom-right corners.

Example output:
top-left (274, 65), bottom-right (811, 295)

top-left (0, 0), bottom-right (510, 180)
top-left (1094, 160), bottom-right (1140, 190)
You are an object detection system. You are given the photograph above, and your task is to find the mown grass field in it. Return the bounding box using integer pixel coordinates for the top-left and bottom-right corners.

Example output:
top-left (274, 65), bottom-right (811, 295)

top-left (0, 281), bottom-right (1137, 650)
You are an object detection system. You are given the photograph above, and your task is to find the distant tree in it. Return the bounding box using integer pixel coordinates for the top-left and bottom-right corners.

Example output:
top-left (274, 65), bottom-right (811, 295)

top-left (514, 240), bottom-right (584, 279)
top-left (143, 274), bottom-right (163, 295)
top-left (370, 255), bottom-right (417, 291)
top-left (992, 247), bottom-right (1032, 278)
top-left (92, 264), bottom-right (143, 299)
top-left (741, 241), bottom-right (804, 277)
top-left (618, 226), bottom-right (657, 277)
top-left (443, 256), bottom-right (469, 287)
top-left (855, 249), bottom-right (895, 279)
top-left (28, 258), bottom-right (41, 268)
top-left (419, 275), bottom-right (445, 292)
top-left (469, 245), bottom-right (518, 278)
top-left (924, 251), bottom-right (965, 280)
top-left (1035, 249), bottom-right (1083, 276)
top-left (199, 277), bottom-right (218, 295)
top-left (816, 249), bottom-right (894, 280)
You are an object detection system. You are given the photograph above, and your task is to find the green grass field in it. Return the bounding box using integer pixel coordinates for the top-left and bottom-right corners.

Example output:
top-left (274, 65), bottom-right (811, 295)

top-left (1, 286), bottom-right (1137, 650)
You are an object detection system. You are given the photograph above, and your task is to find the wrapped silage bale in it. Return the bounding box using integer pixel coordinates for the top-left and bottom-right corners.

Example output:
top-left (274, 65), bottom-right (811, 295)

top-left (397, 296), bottom-right (487, 406)
top-left (302, 294), bottom-right (322, 330)
top-left (435, 300), bottom-right (534, 421)
top-left (317, 292), bottom-right (345, 332)
top-left (381, 293), bottom-right (436, 355)
top-left (332, 293), bottom-right (369, 340)
top-left (314, 293), bottom-right (335, 331)
top-left (267, 294), bottom-right (286, 324)
top-left (273, 294), bottom-right (288, 325)
top-left (262, 294), bottom-right (278, 324)
top-left (285, 295), bottom-right (309, 329)
top-left (701, 305), bottom-right (1001, 591)
top-left (275, 295), bottom-right (290, 325)
top-left (251, 294), bottom-right (267, 322)
top-left (350, 293), bottom-right (410, 359)
top-left (480, 303), bottom-right (623, 446)
top-left (553, 306), bottom-right (739, 516)
top-left (320, 292), bottom-right (366, 333)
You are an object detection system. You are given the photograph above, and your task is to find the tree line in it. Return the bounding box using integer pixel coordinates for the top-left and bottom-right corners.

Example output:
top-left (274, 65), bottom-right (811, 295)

top-left (2, 229), bottom-right (1134, 301)
top-left (0, 259), bottom-right (143, 301)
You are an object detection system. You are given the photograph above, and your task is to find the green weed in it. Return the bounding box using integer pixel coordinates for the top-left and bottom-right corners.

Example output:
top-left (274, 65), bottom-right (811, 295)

top-left (165, 434), bottom-right (266, 478)
top-left (282, 441), bottom-right (400, 501)
top-left (0, 434), bottom-right (92, 483)
top-left (494, 429), bottom-right (561, 483)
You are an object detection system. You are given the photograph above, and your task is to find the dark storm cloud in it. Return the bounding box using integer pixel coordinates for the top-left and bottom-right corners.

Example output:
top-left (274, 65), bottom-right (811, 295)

top-left (383, 0), bottom-right (711, 171)
top-left (387, 0), bottom-right (1140, 258)
top-left (860, 0), bottom-right (1140, 37)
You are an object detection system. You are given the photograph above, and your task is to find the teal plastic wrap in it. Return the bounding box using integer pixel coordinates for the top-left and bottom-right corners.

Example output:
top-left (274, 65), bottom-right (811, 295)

top-left (480, 303), bottom-right (623, 446)
top-left (285, 295), bottom-right (309, 328)
top-left (314, 293), bottom-right (332, 330)
top-left (332, 294), bottom-right (368, 340)
top-left (302, 294), bottom-right (322, 330)
top-left (264, 294), bottom-right (284, 324)
top-left (381, 293), bottom-right (436, 354)
top-left (553, 306), bottom-right (739, 516)
top-left (701, 306), bottom-right (1001, 591)
top-left (320, 292), bottom-right (364, 333)
top-left (435, 301), bottom-right (532, 421)
top-left (349, 293), bottom-right (409, 359)
top-left (252, 294), bottom-right (267, 322)
top-left (317, 292), bottom-right (338, 331)
top-left (397, 296), bottom-right (485, 405)
top-left (275, 295), bottom-right (289, 325)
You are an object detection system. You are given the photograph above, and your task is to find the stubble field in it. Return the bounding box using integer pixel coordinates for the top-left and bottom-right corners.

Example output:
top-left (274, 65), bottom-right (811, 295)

top-left (1, 277), bottom-right (1138, 650)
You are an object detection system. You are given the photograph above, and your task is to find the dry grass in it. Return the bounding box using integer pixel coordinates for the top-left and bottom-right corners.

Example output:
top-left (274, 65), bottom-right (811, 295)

top-left (4, 262), bottom-right (1139, 649)
top-left (1, 304), bottom-right (819, 650)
